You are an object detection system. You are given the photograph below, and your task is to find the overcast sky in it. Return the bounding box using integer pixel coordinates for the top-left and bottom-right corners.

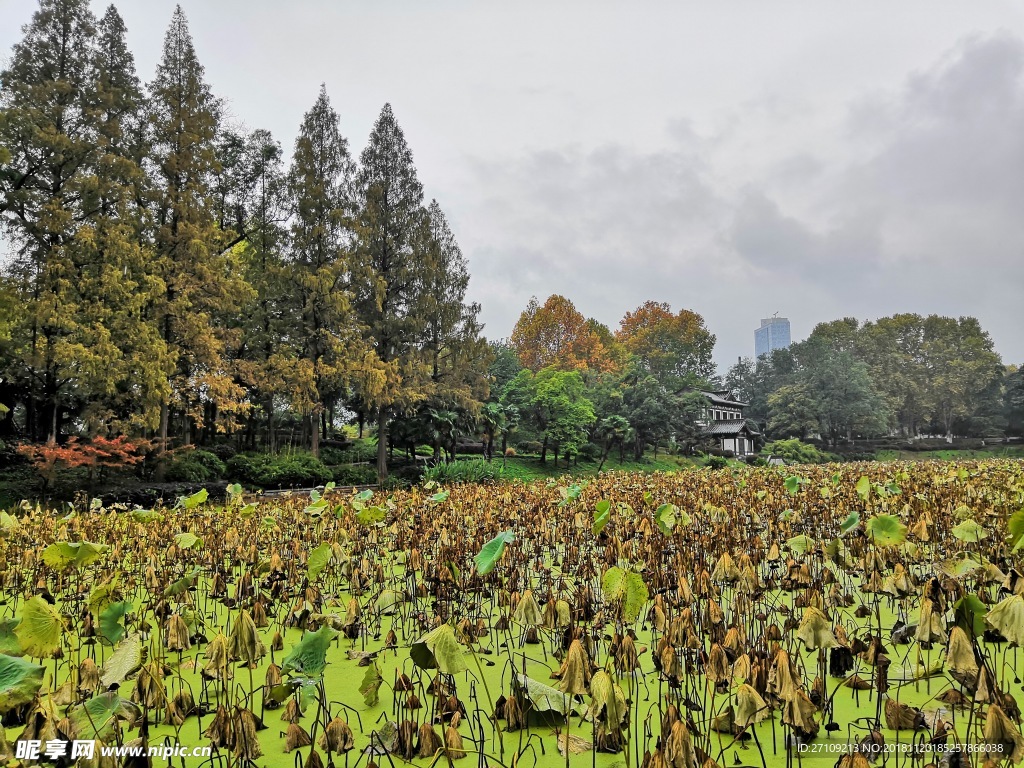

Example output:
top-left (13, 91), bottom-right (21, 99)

top-left (3, 0), bottom-right (1023, 372)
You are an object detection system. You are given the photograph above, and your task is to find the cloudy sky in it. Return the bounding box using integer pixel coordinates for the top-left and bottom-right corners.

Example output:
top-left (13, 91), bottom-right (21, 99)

top-left (3, 0), bottom-right (1023, 371)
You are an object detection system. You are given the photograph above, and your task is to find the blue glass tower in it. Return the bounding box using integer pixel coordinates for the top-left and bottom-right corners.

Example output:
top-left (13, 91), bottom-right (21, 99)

top-left (755, 317), bottom-right (791, 358)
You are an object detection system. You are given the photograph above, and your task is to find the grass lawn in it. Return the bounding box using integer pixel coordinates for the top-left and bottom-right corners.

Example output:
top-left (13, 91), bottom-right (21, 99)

top-left (874, 445), bottom-right (1024, 461)
top-left (480, 452), bottom-right (702, 482)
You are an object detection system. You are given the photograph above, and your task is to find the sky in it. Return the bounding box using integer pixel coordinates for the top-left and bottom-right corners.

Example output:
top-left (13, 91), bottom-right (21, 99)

top-left (2, 0), bottom-right (1023, 373)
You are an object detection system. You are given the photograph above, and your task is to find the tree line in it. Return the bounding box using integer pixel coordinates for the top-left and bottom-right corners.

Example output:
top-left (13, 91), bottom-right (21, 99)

top-left (726, 314), bottom-right (1022, 445)
top-left (0, 1), bottom-right (488, 479)
top-left (2, 1), bottom-right (1020, 482)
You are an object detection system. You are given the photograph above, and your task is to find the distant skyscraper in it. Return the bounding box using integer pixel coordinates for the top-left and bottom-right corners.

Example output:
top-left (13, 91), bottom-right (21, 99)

top-left (755, 316), bottom-right (791, 358)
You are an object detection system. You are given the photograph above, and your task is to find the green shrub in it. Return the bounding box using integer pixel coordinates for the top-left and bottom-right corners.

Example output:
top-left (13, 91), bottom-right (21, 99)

top-left (165, 449), bottom-right (225, 483)
top-left (324, 440), bottom-right (377, 464)
top-left (516, 441), bottom-right (543, 456)
top-left (703, 455), bottom-right (729, 470)
top-left (333, 464), bottom-right (378, 486)
top-left (422, 459), bottom-right (503, 485)
top-left (762, 439), bottom-right (838, 465)
top-left (225, 453), bottom-right (264, 485)
top-left (225, 452), bottom-right (333, 488)
top-left (319, 445), bottom-right (349, 465)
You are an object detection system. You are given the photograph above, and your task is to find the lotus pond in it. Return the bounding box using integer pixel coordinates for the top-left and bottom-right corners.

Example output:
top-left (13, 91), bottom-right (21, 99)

top-left (1, 460), bottom-right (1024, 768)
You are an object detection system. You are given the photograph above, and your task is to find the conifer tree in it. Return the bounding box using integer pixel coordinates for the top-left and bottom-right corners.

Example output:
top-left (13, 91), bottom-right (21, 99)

top-left (147, 5), bottom-right (252, 447)
top-left (79, 5), bottom-right (170, 434)
top-left (0, 0), bottom-right (100, 442)
top-left (413, 200), bottom-right (490, 455)
top-left (287, 85), bottom-right (365, 456)
top-left (233, 129), bottom-right (291, 450)
top-left (352, 104), bottom-right (429, 479)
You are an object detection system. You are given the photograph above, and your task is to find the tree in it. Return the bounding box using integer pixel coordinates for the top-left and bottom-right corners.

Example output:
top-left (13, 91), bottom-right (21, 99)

top-left (510, 295), bottom-right (616, 373)
top-left (287, 86), bottom-right (362, 457)
top-left (616, 301), bottom-right (716, 385)
top-left (502, 367), bottom-right (595, 466)
top-left (351, 104), bottom-right (428, 480)
top-left (725, 348), bottom-right (796, 431)
top-left (593, 414), bottom-right (630, 471)
top-left (921, 316), bottom-right (1004, 439)
top-left (81, 5), bottom-right (170, 435)
top-left (856, 315), bottom-right (929, 436)
top-left (768, 341), bottom-right (888, 445)
top-left (414, 200), bottom-right (490, 457)
top-left (620, 372), bottom-right (679, 459)
top-left (231, 129), bottom-right (290, 450)
top-left (1005, 366), bottom-right (1024, 438)
top-left (147, 5), bottom-right (252, 447)
top-left (488, 340), bottom-right (523, 395)
top-left (0, 0), bottom-right (100, 443)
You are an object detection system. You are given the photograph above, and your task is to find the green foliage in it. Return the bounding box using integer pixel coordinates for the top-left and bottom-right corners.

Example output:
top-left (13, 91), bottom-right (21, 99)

top-left (165, 450), bottom-right (226, 482)
top-left (601, 566), bottom-right (649, 624)
top-left (226, 452), bottom-right (333, 488)
top-left (0, 653), bottom-right (45, 713)
top-left (282, 625), bottom-right (339, 678)
top-left (422, 459), bottom-right (503, 485)
top-left (763, 439), bottom-right (839, 465)
top-left (332, 464), bottom-right (379, 486)
top-left (474, 530), bottom-right (514, 575)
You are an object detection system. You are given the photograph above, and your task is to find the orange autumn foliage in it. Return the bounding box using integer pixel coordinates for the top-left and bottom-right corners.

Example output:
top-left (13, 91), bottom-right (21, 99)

top-left (510, 295), bottom-right (618, 373)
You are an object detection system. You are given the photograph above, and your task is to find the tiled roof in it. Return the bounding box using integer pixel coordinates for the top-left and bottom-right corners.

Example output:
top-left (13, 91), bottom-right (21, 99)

top-left (701, 420), bottom-right (760, 436)
top-left (701, 390), bottom-right (748, 408)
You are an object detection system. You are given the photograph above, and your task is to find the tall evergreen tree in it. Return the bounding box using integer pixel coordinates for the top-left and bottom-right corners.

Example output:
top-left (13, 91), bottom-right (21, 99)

top-left (147, 5), bottom-right (252, 447)
top-left (232, 129), bottom-right (290, 450)
top-left (78, 5), bottom-right (170, 434)
top-left (352, 104), bottom-right (429, 479)
top-left (413, 200), bottom-right (490, 454)
top-left (0, 0), bottom-right (100, 442)
top-left (287, 85), bottom-right (363, 456)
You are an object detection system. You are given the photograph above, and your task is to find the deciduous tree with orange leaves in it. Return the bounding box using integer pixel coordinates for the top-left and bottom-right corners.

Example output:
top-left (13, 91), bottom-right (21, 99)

top-left (510, 295), bottom-right (619, 373)
top-left (616, 301), bottom-right (716, 386)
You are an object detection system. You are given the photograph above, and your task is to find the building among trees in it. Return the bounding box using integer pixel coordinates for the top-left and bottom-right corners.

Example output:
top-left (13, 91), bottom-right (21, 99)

top-left (699, 391), bottom-right (759, 456)
top-left (755, 316), bottom-right (792, 358)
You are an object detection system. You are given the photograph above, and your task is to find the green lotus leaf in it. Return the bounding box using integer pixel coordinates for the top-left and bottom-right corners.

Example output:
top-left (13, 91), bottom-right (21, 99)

top-left (100, 633), bottom-right (143, 687)
top-left (839, 511), bottom-right (860, 536)
top-left (951, 518), bottom-right (987, 542)
top-left (41, 541), bottom-right (109, 570)
top-left (786, 535), bottom-right (815, 555)
top-left (307, 543), bottom-right (334, 581)
top-left (15, 595), bottom-right (63, 658)
top-left (0, 618), bottom-right (22, 657)
top-left (475, 530), bottom-right (514, 575)
top-left (359, 662), bottom-right (382, 707)
top-left (70, 692), bottom-right (141, 740)
top-left (592, 500), bottom-right (611, 536)
top-left (282, 625), bottom-right (339, 678)
top-left (173, 532), bottom-right (203, 549)
top-left (0, 653), bottom-right (45, 713)
top-left (97, 601), bottom-right (132, 646)
top-left (655, 503), bottom-right (678, 535)
top-left (130, 509), bottom-right (163, 524)
top-left (866, 514), bottom-right (908, 547)
top-left (409, 623), bottom-right (467, 675)
top-left (515, 674), bottom-right (584, 716)
top-left (162, 568), bottom-right (202, 598)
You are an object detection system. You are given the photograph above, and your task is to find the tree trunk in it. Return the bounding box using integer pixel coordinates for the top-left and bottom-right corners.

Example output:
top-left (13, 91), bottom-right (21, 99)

top-left (540, 435), bottom-right (548, 464)
top-left (266, 395), bottom-right (275, 452)
top-left (309, 413), bottom-right (320, 458)
top-left (376, 409), bottom-right (389, 480)
top-left (159, 403), bottom-right (169, 455)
